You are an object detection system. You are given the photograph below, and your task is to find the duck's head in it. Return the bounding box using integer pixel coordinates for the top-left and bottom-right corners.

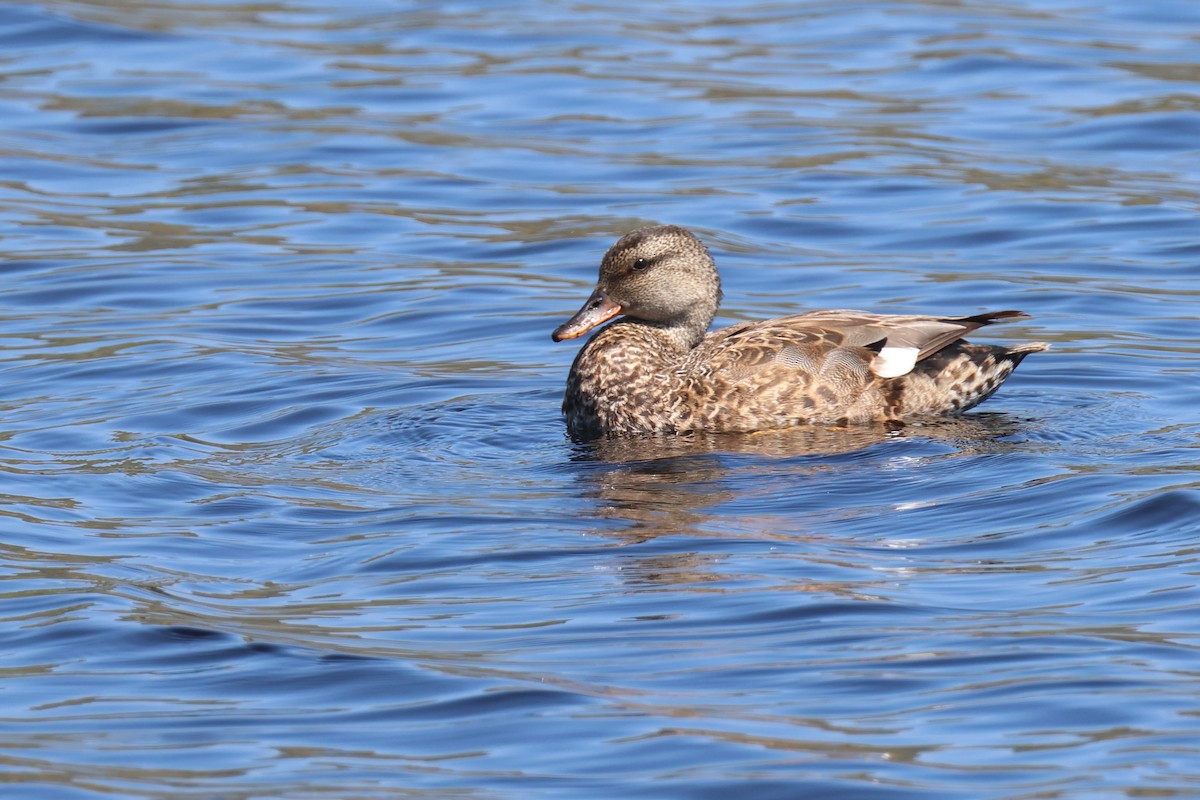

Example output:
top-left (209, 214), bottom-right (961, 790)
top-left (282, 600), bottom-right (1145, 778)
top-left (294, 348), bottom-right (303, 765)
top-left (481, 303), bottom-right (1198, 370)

top-left (552, 225), bottom-right (722, 345)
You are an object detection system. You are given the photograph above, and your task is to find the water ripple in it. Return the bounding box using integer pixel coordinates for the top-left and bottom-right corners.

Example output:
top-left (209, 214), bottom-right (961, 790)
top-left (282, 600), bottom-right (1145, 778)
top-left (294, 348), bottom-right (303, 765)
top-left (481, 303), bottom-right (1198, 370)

top-left (1, 0), bottom-right (1199, 797)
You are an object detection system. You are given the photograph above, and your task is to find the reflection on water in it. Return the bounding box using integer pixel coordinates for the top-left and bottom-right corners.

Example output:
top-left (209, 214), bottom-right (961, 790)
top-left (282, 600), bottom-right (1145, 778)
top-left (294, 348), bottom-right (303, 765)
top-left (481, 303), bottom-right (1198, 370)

top-left (577, 417), bottom-right (1034, 539)
top-left (1, 0), bottom-right (1199, 798)
top-left (582, 413), bottom-right (1033, 463)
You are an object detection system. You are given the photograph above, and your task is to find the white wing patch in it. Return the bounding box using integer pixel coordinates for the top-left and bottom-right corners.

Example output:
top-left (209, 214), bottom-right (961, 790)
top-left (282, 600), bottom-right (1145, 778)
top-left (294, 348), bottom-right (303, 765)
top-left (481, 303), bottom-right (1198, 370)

top-left (870, 345), bottom-right (919, 378)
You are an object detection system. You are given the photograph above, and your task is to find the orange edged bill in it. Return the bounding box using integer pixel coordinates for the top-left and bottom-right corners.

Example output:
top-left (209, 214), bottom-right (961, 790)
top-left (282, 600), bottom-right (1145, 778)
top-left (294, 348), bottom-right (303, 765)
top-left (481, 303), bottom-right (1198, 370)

top-left (551, 287), bottom-right (623, 341)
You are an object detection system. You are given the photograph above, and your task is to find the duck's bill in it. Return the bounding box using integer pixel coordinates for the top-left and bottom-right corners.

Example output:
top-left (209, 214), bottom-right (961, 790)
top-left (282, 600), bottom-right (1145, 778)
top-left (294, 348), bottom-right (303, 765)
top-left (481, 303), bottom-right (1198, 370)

top-left (551, 287), bottom-right (623, 341)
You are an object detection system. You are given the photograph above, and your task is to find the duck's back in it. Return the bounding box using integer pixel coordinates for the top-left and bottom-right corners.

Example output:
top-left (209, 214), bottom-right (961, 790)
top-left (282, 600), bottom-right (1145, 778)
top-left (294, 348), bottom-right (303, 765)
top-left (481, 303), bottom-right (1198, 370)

top-left (681, 310), bottom-right (1045, 430)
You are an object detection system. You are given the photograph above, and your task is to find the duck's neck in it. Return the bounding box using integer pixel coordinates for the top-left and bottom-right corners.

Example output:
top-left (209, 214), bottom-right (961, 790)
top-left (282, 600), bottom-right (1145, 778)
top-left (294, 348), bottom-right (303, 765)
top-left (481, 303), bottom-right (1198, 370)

top-left (641, 304), bottom-right (714, 352)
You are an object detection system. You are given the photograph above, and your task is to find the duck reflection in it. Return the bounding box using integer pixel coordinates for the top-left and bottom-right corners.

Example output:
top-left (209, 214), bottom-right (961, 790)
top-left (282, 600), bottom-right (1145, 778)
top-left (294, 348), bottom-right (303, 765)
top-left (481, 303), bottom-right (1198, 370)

top-left (568, 413), bottom-right (1032, 540)
top-left (564, 414), bottom-right (1035, 593)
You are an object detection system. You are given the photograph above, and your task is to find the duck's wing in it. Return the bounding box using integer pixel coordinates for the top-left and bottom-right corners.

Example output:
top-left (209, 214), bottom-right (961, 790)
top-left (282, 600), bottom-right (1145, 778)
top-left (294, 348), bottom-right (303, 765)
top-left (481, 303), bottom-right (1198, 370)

top-left (695, 309), bottom-right (1032, 382)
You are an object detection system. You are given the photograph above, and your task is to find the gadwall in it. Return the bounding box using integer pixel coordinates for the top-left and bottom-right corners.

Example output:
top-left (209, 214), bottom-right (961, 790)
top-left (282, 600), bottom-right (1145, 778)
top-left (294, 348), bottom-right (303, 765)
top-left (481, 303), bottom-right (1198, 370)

top-left (553, 225), bottom-right (1048, 438)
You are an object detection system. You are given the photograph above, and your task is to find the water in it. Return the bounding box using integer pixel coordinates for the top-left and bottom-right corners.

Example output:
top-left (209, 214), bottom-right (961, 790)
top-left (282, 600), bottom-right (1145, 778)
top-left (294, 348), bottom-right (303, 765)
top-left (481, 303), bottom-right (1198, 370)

top-left (1, 1), bottom-right (1198, 797)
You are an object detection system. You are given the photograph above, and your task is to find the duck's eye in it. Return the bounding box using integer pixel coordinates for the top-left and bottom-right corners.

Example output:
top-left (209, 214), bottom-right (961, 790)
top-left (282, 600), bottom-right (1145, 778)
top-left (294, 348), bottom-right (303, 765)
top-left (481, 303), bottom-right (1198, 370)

top-left (632, 257), bottom-right (649, 271)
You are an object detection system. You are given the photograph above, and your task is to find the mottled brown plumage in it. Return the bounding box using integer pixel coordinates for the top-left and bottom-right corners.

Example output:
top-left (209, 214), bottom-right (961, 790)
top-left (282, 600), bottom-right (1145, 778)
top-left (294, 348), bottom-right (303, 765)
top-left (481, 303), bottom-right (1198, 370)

top-left (553, 225), bottom-right (1048, 438)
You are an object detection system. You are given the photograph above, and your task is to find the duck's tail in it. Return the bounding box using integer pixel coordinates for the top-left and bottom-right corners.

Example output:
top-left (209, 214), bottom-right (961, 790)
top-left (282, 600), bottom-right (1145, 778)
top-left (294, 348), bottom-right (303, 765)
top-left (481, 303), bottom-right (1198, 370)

top-left (1004, 341), bottom-right (1051, 362)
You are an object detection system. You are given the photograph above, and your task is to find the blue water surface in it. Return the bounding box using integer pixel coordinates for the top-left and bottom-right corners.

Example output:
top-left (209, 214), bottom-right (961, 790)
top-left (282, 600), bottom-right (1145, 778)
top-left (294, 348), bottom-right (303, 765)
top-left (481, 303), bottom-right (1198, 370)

top-left (0, 1), bottom-right (1198, 798)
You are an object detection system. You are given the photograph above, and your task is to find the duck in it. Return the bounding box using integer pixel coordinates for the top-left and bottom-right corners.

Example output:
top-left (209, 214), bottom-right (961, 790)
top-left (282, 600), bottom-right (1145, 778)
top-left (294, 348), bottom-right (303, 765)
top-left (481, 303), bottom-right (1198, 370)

top-left (552, 225), bottom-right (1048, 438)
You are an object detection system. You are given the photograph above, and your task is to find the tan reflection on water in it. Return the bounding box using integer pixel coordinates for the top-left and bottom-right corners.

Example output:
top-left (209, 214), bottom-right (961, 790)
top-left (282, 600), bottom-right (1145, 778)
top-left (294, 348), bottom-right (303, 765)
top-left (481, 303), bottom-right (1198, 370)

top-left (575, 415), bottom-right (1031, 541)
